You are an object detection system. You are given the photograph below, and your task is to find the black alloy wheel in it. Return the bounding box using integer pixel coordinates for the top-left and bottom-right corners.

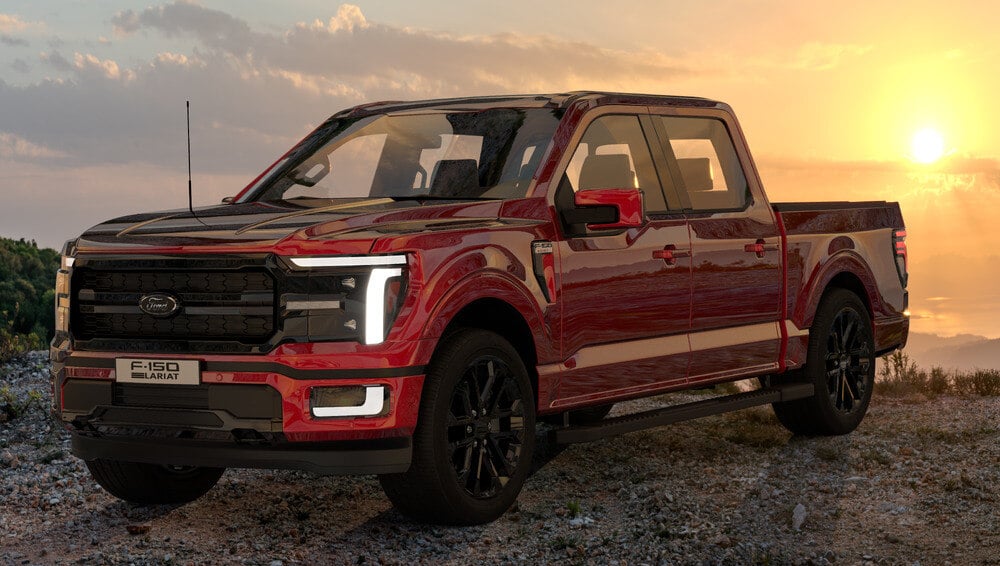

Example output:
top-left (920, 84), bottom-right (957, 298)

top-left (447, 355), bottom-right (527, 499)
top-left (824, 306), bottom-right (872, 415)
top-left (379, 329), bottom-right (536, 525)
top-left (771, 288), bottom-right (876, 436)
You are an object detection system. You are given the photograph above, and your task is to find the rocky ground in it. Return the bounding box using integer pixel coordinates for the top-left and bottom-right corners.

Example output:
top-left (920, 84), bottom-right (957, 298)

top-left (2, 350), bottom-right (999, 565)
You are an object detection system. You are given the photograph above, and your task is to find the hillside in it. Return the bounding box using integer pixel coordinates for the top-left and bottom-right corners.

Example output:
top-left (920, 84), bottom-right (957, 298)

top-left (0, 237), bottom-right (60, 360)
top-left (904, 331), bottom-right (1000, 370)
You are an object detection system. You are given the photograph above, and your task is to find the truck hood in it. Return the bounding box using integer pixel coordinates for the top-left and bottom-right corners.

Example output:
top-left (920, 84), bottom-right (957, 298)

top-left (75, 198), bottom-right (505, 255)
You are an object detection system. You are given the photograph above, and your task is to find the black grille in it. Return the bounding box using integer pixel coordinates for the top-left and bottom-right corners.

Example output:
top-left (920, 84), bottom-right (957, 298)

top-left (72, 264), bottom-right (276, 346)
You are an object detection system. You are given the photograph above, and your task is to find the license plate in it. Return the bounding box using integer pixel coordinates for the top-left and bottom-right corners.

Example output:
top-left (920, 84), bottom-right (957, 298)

top-left (115, 358), bottom-right (200, 385)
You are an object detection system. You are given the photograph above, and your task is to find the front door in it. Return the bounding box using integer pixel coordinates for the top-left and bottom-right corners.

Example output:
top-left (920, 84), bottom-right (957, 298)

top-left (549, 111), bottom-right (692, 409)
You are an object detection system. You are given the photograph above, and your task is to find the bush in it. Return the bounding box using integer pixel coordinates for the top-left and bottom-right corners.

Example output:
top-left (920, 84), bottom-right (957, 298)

top-left (875, 351), bottom-right (927, 397)
top-left (1, 304), bottom-right (44, 363)
top-left (927, 367), bottom-right (950, 397)
top-left (953, 369), bottom-right (1000, 397)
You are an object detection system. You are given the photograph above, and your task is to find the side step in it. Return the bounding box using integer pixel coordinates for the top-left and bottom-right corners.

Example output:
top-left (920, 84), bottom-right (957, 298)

top-left (551, 382), bottom-right (815, 445)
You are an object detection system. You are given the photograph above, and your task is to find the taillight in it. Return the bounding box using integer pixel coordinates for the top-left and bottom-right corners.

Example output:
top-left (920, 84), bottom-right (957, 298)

top-left (892, 229), bottom-right (908, 287)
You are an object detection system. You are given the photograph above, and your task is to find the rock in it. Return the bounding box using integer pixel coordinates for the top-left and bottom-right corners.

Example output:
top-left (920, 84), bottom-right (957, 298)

top-left (0, 450), bottom-right (18, 468)
top-left (126, 523), bottom-right (151, 535)
top-left (792, 503), bottom-right (807, 531)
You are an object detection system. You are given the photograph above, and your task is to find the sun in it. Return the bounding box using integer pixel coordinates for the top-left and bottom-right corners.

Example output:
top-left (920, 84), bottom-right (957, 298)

top-left (911, 128), bottom-right (945, 164)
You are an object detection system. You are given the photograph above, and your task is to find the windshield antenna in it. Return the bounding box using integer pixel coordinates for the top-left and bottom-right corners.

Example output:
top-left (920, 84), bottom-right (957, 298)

top-left (186, 100), bottom-right (207, 226)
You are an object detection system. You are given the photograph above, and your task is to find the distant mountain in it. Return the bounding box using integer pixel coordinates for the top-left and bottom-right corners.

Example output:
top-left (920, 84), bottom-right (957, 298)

top-left (902, 332), bottom-right (1000, 370)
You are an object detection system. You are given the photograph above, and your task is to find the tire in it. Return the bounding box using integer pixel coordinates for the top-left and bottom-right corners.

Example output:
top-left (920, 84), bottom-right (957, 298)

top-left (379, 329), bottom-right (536, 525)
top-left (85, 459), bottom-right (224, 504)
top-left (541, 403), bottom-right (614, 426)
top-left (772, 288), bottom-right (875, 436)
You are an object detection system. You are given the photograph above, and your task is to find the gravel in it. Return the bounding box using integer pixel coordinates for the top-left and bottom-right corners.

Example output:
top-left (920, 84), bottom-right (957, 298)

top-left (3, 350), bottom-right (999, 565)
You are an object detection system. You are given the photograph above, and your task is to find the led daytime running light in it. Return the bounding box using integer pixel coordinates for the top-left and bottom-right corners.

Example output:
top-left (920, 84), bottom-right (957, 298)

top-left (290, 255), bottom-right (407, 268)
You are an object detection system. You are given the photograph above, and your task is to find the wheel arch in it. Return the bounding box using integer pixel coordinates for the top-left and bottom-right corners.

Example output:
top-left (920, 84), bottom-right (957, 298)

top-left (794, 251), bottom-right (879, 331)
top-left (443, 297), bottom-right (540, 394)
top-left (421, 271), bottom-right (552, 403)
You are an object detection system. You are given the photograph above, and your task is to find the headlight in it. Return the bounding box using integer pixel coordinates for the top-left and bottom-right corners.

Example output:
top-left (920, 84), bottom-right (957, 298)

top-left (281, 254), bottom-right (408, 345)
top-left (54, 240), bottom-right (77, 335)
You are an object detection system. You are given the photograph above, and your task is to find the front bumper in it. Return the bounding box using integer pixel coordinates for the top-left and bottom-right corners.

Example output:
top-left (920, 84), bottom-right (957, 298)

top-left (71, 432), bottom-right (411, 475)
top-left (51, 341), bottom-right (431, 474)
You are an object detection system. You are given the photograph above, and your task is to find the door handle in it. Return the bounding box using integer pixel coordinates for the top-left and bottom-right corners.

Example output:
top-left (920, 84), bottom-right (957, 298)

top-left (653, 245), bottom-right (691, 266)
top-left (744, 239), bottom-right (779, 259)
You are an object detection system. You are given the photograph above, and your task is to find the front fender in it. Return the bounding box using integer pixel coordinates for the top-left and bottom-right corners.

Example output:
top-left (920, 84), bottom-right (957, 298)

top-left (420, 248), bottom-right (556, 364)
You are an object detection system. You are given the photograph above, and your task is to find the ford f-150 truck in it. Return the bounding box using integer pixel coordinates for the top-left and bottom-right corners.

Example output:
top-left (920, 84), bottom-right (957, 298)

top-left (51, 92), bottom-right (908, 524)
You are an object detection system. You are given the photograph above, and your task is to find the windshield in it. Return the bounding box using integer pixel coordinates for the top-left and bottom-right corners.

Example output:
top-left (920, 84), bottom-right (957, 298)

top-left (247, 108), bottom-right (561, 202)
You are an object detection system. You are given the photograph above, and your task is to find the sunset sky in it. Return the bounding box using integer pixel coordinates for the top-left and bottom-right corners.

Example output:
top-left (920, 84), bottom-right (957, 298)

top-left (1, 1), bottom-right (998, 338)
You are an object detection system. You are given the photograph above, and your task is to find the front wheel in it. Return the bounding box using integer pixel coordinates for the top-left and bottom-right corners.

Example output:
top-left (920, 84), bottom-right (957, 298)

top-left (772, 289), bottom-right (875, 436)
top-left (85, 459), bottom-right (224, 504)
top-left (379, 329), bottom-right (535, 525)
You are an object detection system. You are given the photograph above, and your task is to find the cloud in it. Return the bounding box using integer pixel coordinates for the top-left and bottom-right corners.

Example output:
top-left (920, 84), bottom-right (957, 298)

top-left (0, 132), bottom-right (67, 159)
top-left (10, 58), bottom-right (29, 73)
top-left (2, 2), bottom-right (694, 176)
top-left (1, 33), bottom-right (28, 47)
top-left (756, 154), bottom-right (1000, 176)
top-left (73, 53), bottom-right (128, 80)
top-left (790, 42), bottom-right (871, 71)
top-left (0, 14), bottom-right (31, 32)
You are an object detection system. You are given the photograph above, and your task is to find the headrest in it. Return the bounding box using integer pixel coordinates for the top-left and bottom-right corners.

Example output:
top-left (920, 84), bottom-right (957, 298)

top-left (430, 159), bottom-right (480, 197)
top-left (677, 157), bottom-right (713, 192)
top-left (579, 154), bottom-right (635, 190)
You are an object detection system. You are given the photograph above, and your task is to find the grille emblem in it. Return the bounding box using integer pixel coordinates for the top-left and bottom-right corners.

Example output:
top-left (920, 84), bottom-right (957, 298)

top-left (139, 293), bottom-right (181, 318)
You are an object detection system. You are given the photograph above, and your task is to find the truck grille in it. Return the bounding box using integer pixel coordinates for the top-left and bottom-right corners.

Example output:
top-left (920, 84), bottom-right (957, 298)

top-left (71, 264), bottom-right (276, 347)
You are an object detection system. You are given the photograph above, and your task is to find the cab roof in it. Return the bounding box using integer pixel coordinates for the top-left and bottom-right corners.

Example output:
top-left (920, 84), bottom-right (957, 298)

top-left (335, 91), bottom-right (724, 118)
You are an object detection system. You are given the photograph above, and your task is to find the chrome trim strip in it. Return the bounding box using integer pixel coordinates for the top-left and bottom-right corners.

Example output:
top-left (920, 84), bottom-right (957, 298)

top-left (290, 255), bottom-right (408, 268)
top-left (285, 300), bottom-right (342, 311)
top-left (783, 319), bottom-right (810, 338)
top-left (550, 362), bottom-right (780, 409)
top-left (688, 322), bottom-right (781, 352)
top-left (312, 386), bottom-right (385, 417)
top-left (539, 321), bottom-right (795, 376)
top-left (115, 213), bottom-right (183, 237)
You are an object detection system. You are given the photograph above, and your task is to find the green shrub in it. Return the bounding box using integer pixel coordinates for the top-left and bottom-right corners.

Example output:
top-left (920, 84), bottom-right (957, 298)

top-left (875, 350), bottom-right (927, 396)
top-left (953, 369), bottom-right (1000, 397)
top-left (1, 304), bottom-right (44, 363)
top-left (927, 366), bottom-right (950, 397)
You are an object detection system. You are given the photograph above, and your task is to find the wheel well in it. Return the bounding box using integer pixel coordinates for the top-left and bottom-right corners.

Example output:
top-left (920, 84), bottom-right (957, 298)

top-left (825, 272), bottom-right (871, 317)
top-left (443, 298), bottom-right (539, 395)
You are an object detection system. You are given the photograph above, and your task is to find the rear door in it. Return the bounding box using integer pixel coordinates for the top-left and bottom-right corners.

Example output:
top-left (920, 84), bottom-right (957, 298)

top-left (649, 110), bottom-right (783, 384)
top-left (548, 109), bottom-right (692, 409)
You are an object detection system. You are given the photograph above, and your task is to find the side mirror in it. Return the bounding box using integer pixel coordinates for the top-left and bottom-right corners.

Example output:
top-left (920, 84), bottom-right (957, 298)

top-left (571, 188), bottom-right (644, 231)
top-left (221, 196), bottom-right (235, 204)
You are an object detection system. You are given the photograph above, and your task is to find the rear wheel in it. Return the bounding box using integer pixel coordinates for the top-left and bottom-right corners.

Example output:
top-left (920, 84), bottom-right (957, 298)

top-left (85, 459), bottom-right (224, 504)
top-left (379, 329), bottom-right (535, 525)
top-left (772, 288), bottom-right (875, 435)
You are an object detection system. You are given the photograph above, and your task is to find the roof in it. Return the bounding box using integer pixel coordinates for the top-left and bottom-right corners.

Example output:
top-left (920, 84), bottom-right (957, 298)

top-left (336, 91), bottom-right (723, 118)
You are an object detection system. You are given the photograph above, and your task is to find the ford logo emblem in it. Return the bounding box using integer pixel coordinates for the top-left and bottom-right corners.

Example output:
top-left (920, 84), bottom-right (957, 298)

top-left (139, 293), bottom-right (181, 318)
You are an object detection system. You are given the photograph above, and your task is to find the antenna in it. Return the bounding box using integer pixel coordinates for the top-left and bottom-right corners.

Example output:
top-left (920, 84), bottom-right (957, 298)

top-left (187, 101), bottom-right (194, 215)
top-left (186, 101), bottom-right (207, 225)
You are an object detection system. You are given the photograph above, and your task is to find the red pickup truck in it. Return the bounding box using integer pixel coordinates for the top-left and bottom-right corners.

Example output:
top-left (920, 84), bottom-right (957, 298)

top-left (51, 92), bottom-right (908, 524)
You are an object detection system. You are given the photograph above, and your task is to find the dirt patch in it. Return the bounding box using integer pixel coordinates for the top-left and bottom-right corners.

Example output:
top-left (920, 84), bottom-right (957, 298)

top-left (3, 352), bottom-right (998, 564)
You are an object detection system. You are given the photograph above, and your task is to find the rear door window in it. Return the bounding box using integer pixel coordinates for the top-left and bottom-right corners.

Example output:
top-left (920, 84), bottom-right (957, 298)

top-left (655, 116), bottom-right (749, 211)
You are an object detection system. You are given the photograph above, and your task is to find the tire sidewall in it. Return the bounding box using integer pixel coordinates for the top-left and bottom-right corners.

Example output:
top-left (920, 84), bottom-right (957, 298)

top-left (806, 290), bottom-right (875, 434)
top-left (422, 330), bottom-right (536, 523)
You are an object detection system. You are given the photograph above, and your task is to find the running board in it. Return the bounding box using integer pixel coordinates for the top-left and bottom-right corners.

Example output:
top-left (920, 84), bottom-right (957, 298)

top-left (551, 382), bottom-right (815, 445)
